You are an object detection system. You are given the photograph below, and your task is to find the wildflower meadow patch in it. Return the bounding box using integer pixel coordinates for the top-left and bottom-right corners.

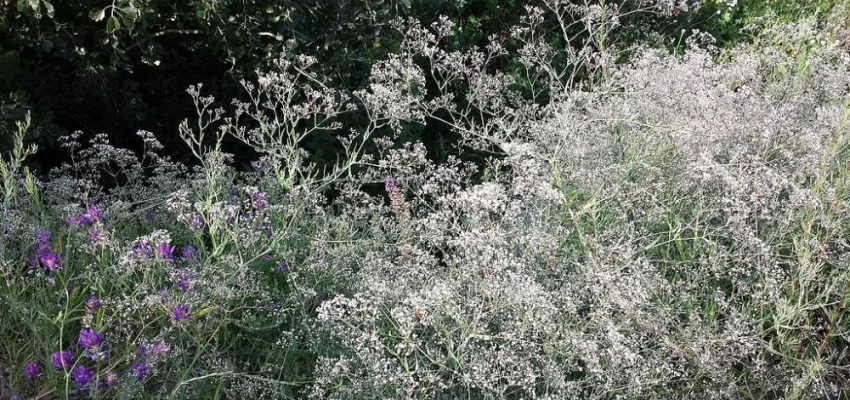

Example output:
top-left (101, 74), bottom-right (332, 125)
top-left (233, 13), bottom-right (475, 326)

top-left (2, 1), bottom-right (850, 399)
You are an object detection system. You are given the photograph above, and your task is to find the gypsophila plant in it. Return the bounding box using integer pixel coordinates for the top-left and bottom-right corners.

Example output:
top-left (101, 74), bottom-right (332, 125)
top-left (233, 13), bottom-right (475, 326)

top-left (3, 1), bottom-right (850, 399)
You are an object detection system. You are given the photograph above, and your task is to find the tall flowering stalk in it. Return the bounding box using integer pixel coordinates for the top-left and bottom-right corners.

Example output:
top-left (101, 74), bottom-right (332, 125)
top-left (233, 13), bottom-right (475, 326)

top-left (385, 177), bottom-right (410, 223)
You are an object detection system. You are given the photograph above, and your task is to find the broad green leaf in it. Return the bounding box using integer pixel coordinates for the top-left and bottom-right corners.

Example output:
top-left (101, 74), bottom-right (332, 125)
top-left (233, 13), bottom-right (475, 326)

top-left (120, 5), bottom-right (139, 18)
top-left (107, 15), bottom-right (120, 33)
top-left (89, 8), bottom-right (106, 22)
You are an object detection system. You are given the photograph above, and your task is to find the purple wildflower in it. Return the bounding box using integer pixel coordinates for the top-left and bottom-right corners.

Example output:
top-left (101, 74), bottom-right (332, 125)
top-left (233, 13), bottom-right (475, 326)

top-left (79, 328), bottom-right (108, 360)
top-left (12, 395), bottom-right (21, 400)
top-left (130, 363), bottom-right (148, 381)
top-left (138, 344), bottom-right (149, 358)
top-left (273, 261), bottom-right (289, 275)
top-left (77, 213), bottom-right (93, 226)
top-left (85, 296), bottom-right (101, 314)
top-left (52, 350), bottom-right (74, 371)
top-left (131, 241), bottom-right (153, 259)
top-left (23, 361), bottom-right (41, 379)
top-left (189, 212), bottom-right (206, 231)
top-left (67, 215), bottom-right (81, 228)
top-left (86, 204), bottom-right (102, 221)
top-left (253, 190), bottom-right (268, 211)
top-left (180, 245), bottom-right (199, 263)
top-left (157, 243), bottom-right (175, 262)
top-left (36, 229), bottom-right (51, 247)
top-left (38, 249), bottom-right (61, 272)
top-left (101, 371), bottom-right (120, 388)
top-left (152, 342), bottom-right (170, 357)
top-left (176, 272), bottom-right (191, 291)
top-left (71, 365), bottom-right (94, 389)
top-left (88, 227), bottom-right (101, 244)
top-left (171, 304), bottom-right (191, 324)
top-left (78, 328), bottom-right (103, 349)
top-left (385, 177), bottom-right (396, 193)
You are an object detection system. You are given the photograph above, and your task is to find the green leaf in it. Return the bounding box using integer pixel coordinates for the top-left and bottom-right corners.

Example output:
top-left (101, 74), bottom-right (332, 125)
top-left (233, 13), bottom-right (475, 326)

top-left (106, 15), bottom-right (120, 33)
top-left (89, 8), bottom-right (106, 22)
top-left (120, 5), bottom-right (139, 18)
top-left (42, 0), bottom-right (53, 17)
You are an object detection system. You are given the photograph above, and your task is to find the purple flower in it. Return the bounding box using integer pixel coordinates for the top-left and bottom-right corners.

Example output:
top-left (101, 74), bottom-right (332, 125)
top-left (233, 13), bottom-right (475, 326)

top-left (101, 371), bottom-right (120, 388)
top-left (171, 304), bottom-right (191, 324)
top-left (71, 365), bottom-right (94, 389)
top-left (253, 190), bottom-right (268, 211)
top-left (67, 215), bottom-right (81, 228)
top-left (130, 363), bottom-right (148, 381)
top-left (157, 243), bottom-right (175, 262)
top-left (273, 261), bottom-right (289, 275)
top-left (138, 343), bottom-right (149, 358)
top-left (152, 344), bottom-right (167, 357)
top-left (86, 204), bottom-right (102, 221)
top-left (85, 296), bottom-right (101, 314)
top-left (88, 227), bottom-right (101, 244)
top-left (131, 241), bottom-right (153, 259)
top-left (385, 177), bottom-right (396, 193)
top-left (181, 245), bottom-right (199, 263)
top-left (78, 328), bottom-right (108, 360)
top-left (39, 251), bottom-right (61, 271)
top-left (152, 341), bottom-right (170, 357)
top-left (36, 229), bottom-right (51, 247)
top-left (175, 272), bottom-right (191, 291)
top-left (189, 213), bottom-right (206, 231)
top-left (78, 328), bottom-right (103, 349)
top-left (38, 249), bottom-right (61, 272)
top-left (77, 213), bottom-right (93, 226)
top-left (23, 361), bottom-right (41, 379)
top-left (52, 350), bottom-right (74, 371)
top-left (12, 395), bottom-right (21, 400)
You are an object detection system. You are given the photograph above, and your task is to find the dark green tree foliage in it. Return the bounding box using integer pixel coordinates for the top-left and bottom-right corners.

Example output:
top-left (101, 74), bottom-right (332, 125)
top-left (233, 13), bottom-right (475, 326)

top-left (0, 0), bottom-right (840, 174)
top-left (1, 0), bottom-right (426, 169)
